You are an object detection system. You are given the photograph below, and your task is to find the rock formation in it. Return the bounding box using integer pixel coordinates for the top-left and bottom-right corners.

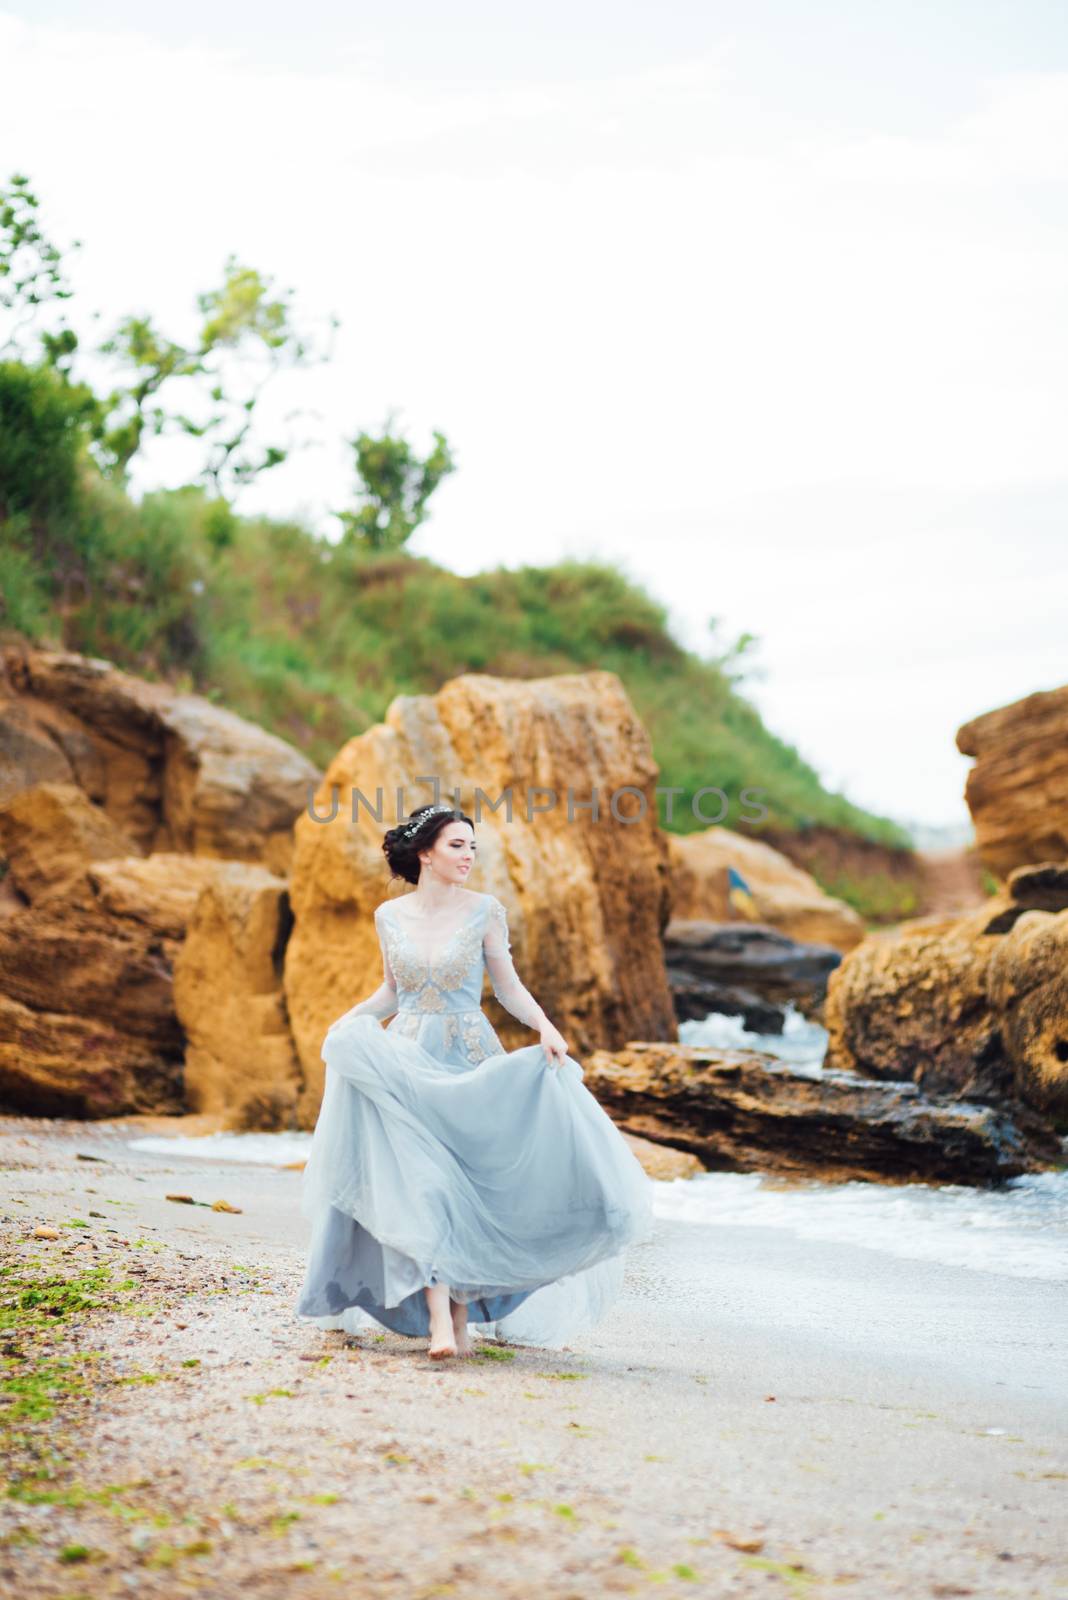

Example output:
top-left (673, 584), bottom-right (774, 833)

top-left (824, 864), bottom-right (1068, 1121)
top-left (0, 893), bottom-right (185, 1117)
top-left (957, 684), bottom-right (1068, 880)
top-left (5, 639), bottom-right (1061, 1189)
top-left (87, 854), bottom-right (245, 940)
top-left (0, 992), bottom-right (182, 1120)
top-left (285, 670), bottom-right (677, 1119)
top-left (0, 644), bottom-right (320, 1122)
top-left (0, 781), bottom-right (300, 1123)
top-left (173, 864), bottom-right (299, 1128)
top-left (582, 1040), bottom-right (1061, 1185)
top-left (0, 781), bottom-right (135, 905)
top-left (0, 644), bottom-right (321, 875)
top-left (987, 869), bottom-right (1068, 1120)
top-left (668, 826), bottom-right (864, 952)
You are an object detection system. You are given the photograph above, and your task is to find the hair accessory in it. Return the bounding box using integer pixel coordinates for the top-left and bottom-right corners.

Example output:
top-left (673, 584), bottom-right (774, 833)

top-left (400, 803), bottom-right (457, 841)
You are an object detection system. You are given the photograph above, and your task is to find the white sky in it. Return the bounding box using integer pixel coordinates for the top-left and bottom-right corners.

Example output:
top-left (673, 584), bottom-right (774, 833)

top-left (2, 1), bottom-right (1066, 832)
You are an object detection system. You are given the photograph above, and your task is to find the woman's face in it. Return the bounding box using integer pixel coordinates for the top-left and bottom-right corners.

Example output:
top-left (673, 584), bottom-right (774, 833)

top-left (420, 821), bottom-right (476, 883)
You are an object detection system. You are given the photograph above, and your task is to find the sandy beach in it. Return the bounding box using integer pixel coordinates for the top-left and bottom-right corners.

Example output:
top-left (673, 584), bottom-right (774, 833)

top-left (1, 1113), bottom-right (1065, 1600)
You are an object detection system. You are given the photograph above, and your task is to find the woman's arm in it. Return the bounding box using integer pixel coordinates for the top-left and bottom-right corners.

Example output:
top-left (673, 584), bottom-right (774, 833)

top-left (327, 905), bottom-right (399, 1032)
top-left (483, 896), bottom-right (568, 1065)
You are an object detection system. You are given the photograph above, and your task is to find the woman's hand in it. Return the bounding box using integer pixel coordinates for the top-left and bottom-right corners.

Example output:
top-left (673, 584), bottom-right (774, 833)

top-left (539, 1022), bottom-right (569, 1069)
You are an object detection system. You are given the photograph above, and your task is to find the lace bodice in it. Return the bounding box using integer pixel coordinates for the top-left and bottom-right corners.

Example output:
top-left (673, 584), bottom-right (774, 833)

top-left (347, 890), bottom-right (548, 1032)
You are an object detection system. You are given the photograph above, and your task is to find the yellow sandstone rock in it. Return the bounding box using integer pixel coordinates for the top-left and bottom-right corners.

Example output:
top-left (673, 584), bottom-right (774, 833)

top-left (0, 989), bottom-right (183, 1118)
top-left (1, 644), bottom-right (320, 873)
top-left (957, 683), bottom-right (1068, 879)
top-left (173, 863), bottom-right (300, 1129)
top-left (668, 826), bottom-right (864, 953)
top-left (0, 781), bottom-right (134, 905)
top-left (87, 853), bottom-right (235, 938)
top-left (987, 905), bottom-right (1068, 1119)
top-left (825, 889), bottom-right (1068, 1118)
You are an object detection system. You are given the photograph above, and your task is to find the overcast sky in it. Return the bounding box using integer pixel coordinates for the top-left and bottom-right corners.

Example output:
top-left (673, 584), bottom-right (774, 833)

top-left (2, 2), bottom-right (1066, 833)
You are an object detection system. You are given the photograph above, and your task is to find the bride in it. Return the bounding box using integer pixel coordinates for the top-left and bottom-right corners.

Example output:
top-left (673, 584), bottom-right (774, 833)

top-left (295, 801), bottom-right (654, 1359)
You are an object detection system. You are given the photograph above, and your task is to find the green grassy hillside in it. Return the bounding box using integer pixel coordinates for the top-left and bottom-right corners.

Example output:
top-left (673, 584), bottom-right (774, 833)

top-left (1, 362), bottom-right (915, 920)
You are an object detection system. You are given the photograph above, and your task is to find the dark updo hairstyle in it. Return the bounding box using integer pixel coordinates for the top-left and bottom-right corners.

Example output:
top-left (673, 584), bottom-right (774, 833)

top-left (382, 804), bottom-right (475, 887)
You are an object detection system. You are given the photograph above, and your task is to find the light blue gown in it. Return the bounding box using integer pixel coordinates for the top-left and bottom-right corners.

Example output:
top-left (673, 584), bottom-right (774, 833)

top-left (295, 889), bottom-right (654, 1347)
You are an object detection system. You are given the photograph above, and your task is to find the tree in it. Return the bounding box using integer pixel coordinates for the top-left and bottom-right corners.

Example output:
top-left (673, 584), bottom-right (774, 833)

top-left (0, 359), bottom-right (104, 627)
top-left (0, 359), bottom-right (89, 524)
top-left (1, 174), bottom-right (339, 504)
top-left (96, 255), bottom-right (338, 499)
top-left (338, 416), bottom-right (456, 550)
top-left (0, 172), bottom-right (81, 374)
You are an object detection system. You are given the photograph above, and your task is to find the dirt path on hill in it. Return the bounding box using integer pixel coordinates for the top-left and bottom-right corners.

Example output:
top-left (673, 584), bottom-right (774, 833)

top-left (915, 847), bottom-right (988, 916)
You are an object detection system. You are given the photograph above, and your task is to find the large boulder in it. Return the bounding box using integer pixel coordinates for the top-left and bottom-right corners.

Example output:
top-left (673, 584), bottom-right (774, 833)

top-left (0, 780), bottom-right (303, 1122)
top-left (825, 871), bottom-right (1068, 1121)
top-left (824, 907), bottom-right (998, 1099)
top-left (0, 644), bottom-right (320, 875)
top-left (0, 902), bottom-right (182, 1047)
top-left (668, 826), bottom-right (865, 952)
top-left (0, 781), bottom-right (135, 905)
top-left (0, 645), bottom-right (321, 1123)
top-left (583, 1040), bottom-right (1062, 1185)
top-left (0, 993), bottom-right (183, 1119)
top-left (0, 697), bottom-right (78, 806)
top-left (86, 853), bottom-right (243, 939)
top-left (286, 670), bottom-right (676, 1119)
top-left (173, 864), bottom-right (299, 1129)
top-left (0, 902), bottom-right (184, 1117)
top-left (0, 782), bottom-right (185, 1116)
top-left (987, 902), bottom-right (1068, 1120)
top-left (957, 684), bottom-right (1068, 880)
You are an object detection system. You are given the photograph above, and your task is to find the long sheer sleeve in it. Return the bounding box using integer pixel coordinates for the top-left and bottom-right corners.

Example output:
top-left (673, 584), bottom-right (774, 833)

top-left (483, 896), bottom-right (549, 1031)
top-left (336, 905), bottom-right (398, 1024)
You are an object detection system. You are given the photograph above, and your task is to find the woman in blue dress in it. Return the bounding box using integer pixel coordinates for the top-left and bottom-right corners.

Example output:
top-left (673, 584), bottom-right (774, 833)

top-left (295, 801), bottom-right (654, 1359)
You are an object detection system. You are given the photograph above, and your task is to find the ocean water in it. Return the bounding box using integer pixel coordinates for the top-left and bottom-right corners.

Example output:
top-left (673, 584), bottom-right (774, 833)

top-left (129, 1128), bottom-right (314, 1168)
top-left (653, 1168), bottom-right (1068, 1282)
top-left (676, 1005), bottom-right (1068, 1281)
top-left (679, 1004), bottom-right (828, 1073)
top-left (127, 1005), bottom-right (1068, 1285)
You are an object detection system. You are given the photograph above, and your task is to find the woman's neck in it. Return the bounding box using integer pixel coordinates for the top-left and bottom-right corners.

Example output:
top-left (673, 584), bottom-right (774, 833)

top-left (410, 875), bottom-right (462, 910)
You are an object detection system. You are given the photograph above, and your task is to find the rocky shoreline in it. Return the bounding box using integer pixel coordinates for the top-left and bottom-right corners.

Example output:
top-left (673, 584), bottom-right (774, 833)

top-left (583, 1041), bottom-right (1063, 1186)
top-left (2, 643), bottom-right (1066, 1190)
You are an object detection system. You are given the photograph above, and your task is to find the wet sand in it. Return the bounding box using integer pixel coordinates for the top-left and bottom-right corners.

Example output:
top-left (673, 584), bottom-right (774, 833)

top-left (1, 1113), bottom-right (1065, 1599)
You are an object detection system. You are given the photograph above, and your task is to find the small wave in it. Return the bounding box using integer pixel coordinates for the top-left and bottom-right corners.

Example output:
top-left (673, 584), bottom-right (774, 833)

top-left (127, 1130), bottom-right (312, 1167)
top-left (679, 1003), bottom-right (828, 1075)
top-left (653, 1166), bottom-right (1068, 1282)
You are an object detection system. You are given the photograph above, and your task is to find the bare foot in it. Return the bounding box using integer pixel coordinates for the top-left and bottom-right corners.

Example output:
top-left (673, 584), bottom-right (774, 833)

top-left (427, 1316), bottom-right (457, 1360)
top-left (451, 1299), bottom-right (474, 1357)
top-left (425, 1281), bottom-right (458, 1359)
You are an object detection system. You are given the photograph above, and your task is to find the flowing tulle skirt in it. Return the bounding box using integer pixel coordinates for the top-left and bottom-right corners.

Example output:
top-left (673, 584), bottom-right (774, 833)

top-left (295, 1013), bottom-right (654, 1346)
